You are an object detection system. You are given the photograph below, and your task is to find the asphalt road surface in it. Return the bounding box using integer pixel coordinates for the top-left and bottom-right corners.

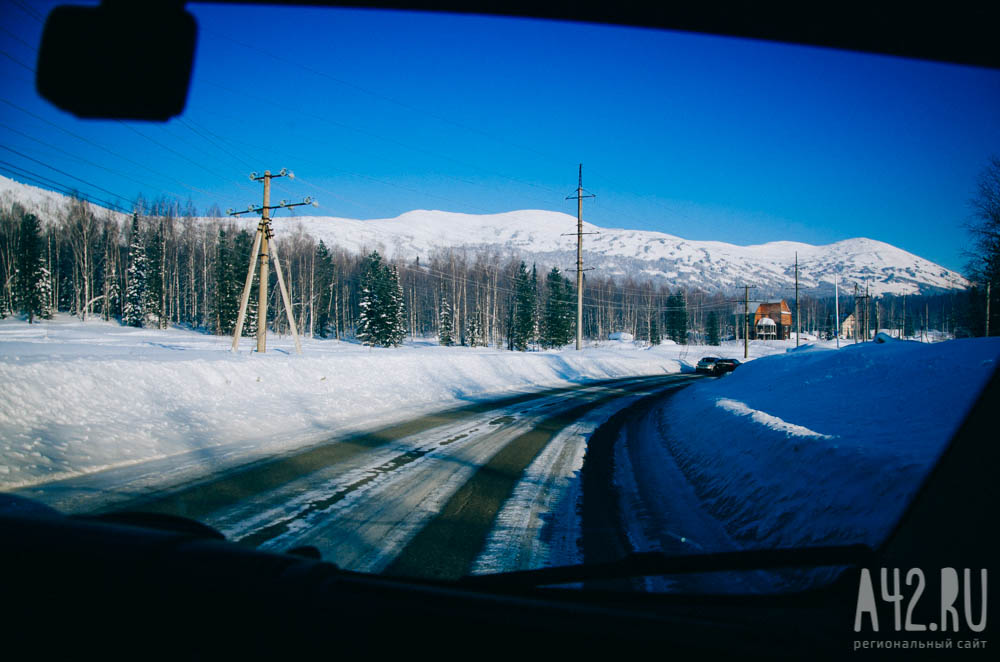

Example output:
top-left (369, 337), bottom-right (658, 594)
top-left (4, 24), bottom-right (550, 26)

top-left (35, 374), bottom-right (698, 580)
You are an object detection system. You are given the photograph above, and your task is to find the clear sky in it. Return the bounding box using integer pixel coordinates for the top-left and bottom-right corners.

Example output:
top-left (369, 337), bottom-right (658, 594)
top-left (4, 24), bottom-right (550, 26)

top-left (1, 1), bottom-right (998, 272)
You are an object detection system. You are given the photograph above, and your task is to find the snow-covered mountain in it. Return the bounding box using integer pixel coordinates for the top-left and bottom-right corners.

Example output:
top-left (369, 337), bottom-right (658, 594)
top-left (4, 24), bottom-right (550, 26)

top-left (0, 175), bottom-right (968, 296)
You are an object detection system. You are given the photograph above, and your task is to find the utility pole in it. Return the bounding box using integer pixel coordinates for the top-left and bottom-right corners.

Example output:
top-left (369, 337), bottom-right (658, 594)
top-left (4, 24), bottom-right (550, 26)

top-left (565, 164), bottom-right (596, 350)
top-left (865, 282), bottom-right (871, 340)
top-left (741, 284), bottom-right (758, 359)
top-left (853, 283), bottom-right (859, 344)
top-left (745, 284), bottom-right (750, 358)
top-left (853, 282), bottom-right (871, 342)
top-left (835, 275), bottom-right (840, 348)
top-left (902, 294), bottom-right (906, 339)
top-left (795, 252), bottom-right (800, 347)
top-left (228, 168), bottom-right (318, 354)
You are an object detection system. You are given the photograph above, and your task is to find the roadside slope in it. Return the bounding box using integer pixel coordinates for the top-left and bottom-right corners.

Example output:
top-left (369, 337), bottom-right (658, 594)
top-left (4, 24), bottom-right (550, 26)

top-left (0, 316), bottom-right (682, 491)
top-left (650, 338), bottom-right (1000, 563)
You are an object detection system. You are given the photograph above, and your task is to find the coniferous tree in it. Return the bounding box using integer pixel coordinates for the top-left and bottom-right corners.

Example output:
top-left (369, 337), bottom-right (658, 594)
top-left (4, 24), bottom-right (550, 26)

top-left (541, 266), bottom-right (573, 347)
top-left (357, 251), bottom-right (380, 346)
top-left (232, 228), bottom-right (257, 337)
top-left (122, 214), bottom-right (147, 327)
top-left (706, 310), bottom-right (720, 345)
top-left (103, 258), bottom-right (120, 321)
top-left (389, 265), bottom-right (406, 346)
top-left (314, 240), bottom-right (334, 338)
top-left (649, 314), bottom-right (661, 346)
top-left (666, 290), bottom-right (688, 344)
top-left (511, 261), bottom-right (537, 351)
top-left (14, 212), bottom-right (51, 323)
top-left (212, 227), bottom-right (238, 335)
top-left (439, 295), bottom-right (454, 346)
top-left (357, 251), bottom-right (404, 347)
top-left (469, 300), bottom-right (484, 347)
top-left (145, 221), bottom-right (164, 328)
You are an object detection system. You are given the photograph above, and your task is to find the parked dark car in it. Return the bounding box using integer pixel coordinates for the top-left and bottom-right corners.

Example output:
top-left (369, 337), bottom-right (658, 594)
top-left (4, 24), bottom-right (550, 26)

top-left (696, 357), bottom-right (720, 374)
top-left (714, 358), bottom-right (741, 374)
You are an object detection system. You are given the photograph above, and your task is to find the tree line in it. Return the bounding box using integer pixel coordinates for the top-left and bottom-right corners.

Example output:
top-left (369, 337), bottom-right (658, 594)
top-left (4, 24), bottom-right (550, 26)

top-left (0, 194), bottom-right (991, 348)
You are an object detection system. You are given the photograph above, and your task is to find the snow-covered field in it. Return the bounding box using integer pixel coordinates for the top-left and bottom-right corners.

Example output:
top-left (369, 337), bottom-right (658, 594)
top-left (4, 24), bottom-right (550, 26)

top-left (5, 311), bottom-right (995, 592)
top-left (647, 335), bottom-right (1000, 565)
top-left (1, 314), bottom-right (696, 492)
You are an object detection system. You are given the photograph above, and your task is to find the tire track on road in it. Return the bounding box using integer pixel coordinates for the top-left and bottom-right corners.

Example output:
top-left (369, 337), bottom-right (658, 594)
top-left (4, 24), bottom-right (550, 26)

top-left (383, 376), bottom-right (694, 580)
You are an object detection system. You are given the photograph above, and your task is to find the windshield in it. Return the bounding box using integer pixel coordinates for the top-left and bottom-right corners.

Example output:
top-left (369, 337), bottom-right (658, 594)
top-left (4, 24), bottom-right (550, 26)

top-left (1, 1), bottom-right (999, 599)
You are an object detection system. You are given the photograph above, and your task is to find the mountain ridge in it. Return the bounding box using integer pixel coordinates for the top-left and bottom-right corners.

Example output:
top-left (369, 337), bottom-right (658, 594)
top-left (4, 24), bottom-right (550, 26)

top-left (0, 175), bottom-right (968, 296)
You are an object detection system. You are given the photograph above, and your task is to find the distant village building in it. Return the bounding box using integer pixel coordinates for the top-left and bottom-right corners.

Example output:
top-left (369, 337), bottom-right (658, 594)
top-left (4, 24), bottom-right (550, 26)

top-left (841, 313), bottom-right (857, 340)
top-left (756, 316), bottom-right (778, 340)
top-left (733, 300), bottom-right (793, 340)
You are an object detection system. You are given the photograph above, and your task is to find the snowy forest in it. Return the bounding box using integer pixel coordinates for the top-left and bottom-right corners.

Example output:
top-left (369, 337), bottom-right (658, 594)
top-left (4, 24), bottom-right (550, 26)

top-left (0, 196), bottom-right (989, 347)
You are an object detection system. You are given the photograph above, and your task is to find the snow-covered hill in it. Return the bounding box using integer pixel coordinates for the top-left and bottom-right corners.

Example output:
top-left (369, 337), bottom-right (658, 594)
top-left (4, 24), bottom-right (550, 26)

top-left (1, 175), bottom-right (968, 296)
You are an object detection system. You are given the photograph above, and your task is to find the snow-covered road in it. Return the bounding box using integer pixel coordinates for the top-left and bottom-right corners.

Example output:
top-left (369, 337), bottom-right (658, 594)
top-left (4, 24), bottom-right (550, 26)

top-left (35, 374), bottom-right (695, 577)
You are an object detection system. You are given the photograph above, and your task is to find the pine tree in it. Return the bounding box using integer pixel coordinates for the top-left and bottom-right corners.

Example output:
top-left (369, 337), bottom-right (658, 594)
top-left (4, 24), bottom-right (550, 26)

top-left (358, 252), bottom-right (378, 345)
top-left (14, 212), bottom-right (51, 323)
top-left (706, 309), bottom-right (720, 345)
top-left (103, 259), bottom-right (120, 321)
top-left (357, 251), bottom-right (404, 347)
top-left (122, 214), bottom-right (147, 327)
top-left (666, 289), bottom-right (688, 344)
top-left (469, 300), bottom-right (484, 347)
top-left (511, 261), bottom-right (537, 351)
top-left (232, 229), bottom-right (257, 337)
top-left (903, 303), bottom-right (915, 338)
top-left (357, 251), bottom-right (380, 346)
top-left (314, 240), bottom-right (334, 338)
top-left (541, 266), bottom-right (573, 347)
top-left (145, 221), bottom-right (164, 328)
top-left (212, 227), bottom-right (238, 335)
top-left (439, 295), bottom-right (454, 346)
top-left (649, 314), bottom-right (661, 346)
top-left (389, 265), bottom-right (406, 346)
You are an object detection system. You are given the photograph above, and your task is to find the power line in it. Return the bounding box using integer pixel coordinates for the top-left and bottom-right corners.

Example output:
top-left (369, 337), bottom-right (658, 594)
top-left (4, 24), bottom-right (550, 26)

top-left (0, 24), bottom-right (39, 53)
top-left (0, 121), bottom-right (194, 201)
top-left (116, 121), bottom-right (247, 185)
top-left (203, 26), bottom-right (568, 181)
top-left (566, 164), bottom-right (597, 350)
top-left (201, 79), bottom-right (561, 212)
top-left (0, 97), bottom-right (228, 203)
top-left (0, 48), bottom-right (34, 73)
top-left (0, 160), bottom-right (131, 214)
top-left (0, 144), bottom-right (132, 204)
top-left (7, 0), bottom-right (45, 24)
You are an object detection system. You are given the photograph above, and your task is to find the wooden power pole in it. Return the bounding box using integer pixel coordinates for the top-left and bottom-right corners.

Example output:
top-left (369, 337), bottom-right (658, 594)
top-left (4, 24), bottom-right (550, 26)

top-left (795, 252), bottom-right (800, 347)
top-left (228, 168), bottom-right (318, 353)
top-left (742, 284), bottom-right (758, 359)
top-left (565, 164), bottom-right (596, 350)
top-left (835, 274), bottom-right (840, 348)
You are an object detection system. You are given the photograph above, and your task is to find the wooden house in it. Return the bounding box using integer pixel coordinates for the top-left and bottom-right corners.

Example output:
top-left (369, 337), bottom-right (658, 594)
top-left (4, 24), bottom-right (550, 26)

top-left (732, 300), bottom-right (793, 340)
top-left (753, 300), bottom-right (792, 340)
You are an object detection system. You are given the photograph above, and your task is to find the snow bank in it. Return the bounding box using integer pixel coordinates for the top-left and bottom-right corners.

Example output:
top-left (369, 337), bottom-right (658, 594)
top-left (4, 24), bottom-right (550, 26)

top-left (655, 338), bottom-right (1000, 554)
top-left (0, 316), bottom-right (682, 491)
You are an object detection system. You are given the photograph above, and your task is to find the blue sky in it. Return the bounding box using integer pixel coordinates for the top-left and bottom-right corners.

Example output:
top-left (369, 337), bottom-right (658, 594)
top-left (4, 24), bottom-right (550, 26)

top-left (1, 1), bottom-right (998, 273)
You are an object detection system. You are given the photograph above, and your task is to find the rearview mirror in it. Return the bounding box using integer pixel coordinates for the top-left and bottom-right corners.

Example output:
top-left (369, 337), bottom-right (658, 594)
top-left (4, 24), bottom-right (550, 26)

top-left (35, 3), bottom-right (197, 121)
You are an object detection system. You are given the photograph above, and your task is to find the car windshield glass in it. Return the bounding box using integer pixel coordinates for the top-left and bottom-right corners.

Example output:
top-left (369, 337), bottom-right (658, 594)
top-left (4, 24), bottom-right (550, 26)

top-left (1, 2), bottom-right (999, 597)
